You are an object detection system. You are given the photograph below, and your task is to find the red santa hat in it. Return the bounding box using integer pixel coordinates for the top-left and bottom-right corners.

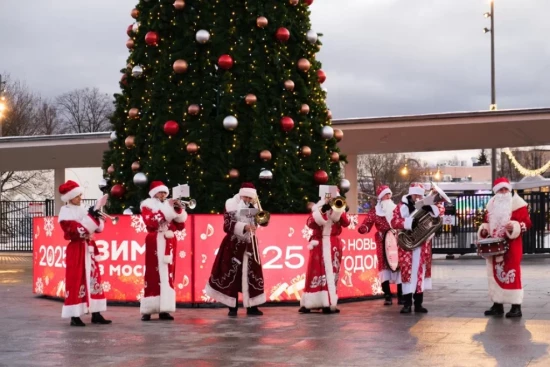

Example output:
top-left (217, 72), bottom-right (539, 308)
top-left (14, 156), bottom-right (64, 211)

top-left (407, 182), bottom-right (425, 197)
top-left (59, 180), bottom-right (84, 203)
top-left (376, 185), bottom-right (392, 200)
top-left (239, 182), bottom-right (257, 198)
top-left (493, 177), bottom-right (512, 194)
top-left (149, 181), bottom-right (169, 198)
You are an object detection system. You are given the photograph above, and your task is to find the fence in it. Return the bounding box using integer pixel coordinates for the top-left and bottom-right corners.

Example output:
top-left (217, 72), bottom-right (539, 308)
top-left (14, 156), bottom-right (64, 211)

top-left (0, 199), bottom-right (95, 252)
top-left (432, 192), bottom-right (550, 255)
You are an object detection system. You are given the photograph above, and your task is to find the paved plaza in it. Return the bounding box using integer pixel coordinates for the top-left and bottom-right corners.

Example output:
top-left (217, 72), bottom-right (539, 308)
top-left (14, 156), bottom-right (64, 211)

top-left (1, 253), bottom-right (550, 367)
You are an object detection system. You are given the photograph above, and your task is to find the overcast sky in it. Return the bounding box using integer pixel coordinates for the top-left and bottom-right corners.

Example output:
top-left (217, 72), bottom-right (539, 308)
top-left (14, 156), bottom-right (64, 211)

top-left (1, 0), bottom-right (549, 163)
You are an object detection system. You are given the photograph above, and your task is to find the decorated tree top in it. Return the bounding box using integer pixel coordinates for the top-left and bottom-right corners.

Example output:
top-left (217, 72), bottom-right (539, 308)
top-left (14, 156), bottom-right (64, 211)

top-left (103, 0), bottom-right (345, 214)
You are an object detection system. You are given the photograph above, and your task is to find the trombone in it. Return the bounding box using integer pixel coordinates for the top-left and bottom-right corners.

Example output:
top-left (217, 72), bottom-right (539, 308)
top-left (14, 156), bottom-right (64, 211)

top-left (251, 196), bottom-right (270, 264)
top-left (99, 210), bottom-right (119, 225)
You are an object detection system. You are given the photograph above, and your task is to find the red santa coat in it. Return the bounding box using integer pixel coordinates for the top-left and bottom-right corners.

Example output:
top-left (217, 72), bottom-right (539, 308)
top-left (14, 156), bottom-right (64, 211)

top-left (205, 194), bottom-right (266, 308)
top-left (358, 202), bottom-right (401, 283)
top-left (300, 201), bottom-right (351, 311)
top-left (139, 198), bottom-right (187, 315)
top-left (391, 197), bottom-right (442, 294)
top-left (477, 194), bottom-right (531, 305)
top-left (59, 204), bottom-right (106, 318)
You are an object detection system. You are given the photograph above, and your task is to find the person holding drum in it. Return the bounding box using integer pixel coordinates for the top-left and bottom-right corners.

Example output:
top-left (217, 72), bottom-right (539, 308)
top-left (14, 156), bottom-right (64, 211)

top-left (477, 177), bottom-right (532, 318)
top-left (358, 185), bottom-right (403, 306)
top-left (391, 183), bottom-right (442, 314)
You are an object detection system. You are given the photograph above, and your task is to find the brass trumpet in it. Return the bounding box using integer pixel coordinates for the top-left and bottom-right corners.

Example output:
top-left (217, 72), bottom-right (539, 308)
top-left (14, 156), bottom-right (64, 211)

top-left (174, 198), bottom-right (196, 210)
top-left (329, 196), bottom-right (346, 212)
top-left (99, 211), bottom-right (119, 225)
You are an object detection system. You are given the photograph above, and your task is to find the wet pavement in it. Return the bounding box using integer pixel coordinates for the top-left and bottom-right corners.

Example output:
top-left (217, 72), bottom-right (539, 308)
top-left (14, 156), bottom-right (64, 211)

top-left (1, 253), bottom-right (550, 367)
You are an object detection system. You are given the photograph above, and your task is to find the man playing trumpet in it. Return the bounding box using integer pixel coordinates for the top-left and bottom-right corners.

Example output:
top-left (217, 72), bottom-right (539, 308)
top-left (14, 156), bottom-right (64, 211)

top-left (58, 180), bottom-right (111, 326)
top-left (205, 182), bottom-right (266, 317)
top-left (299, 186), bottom-right (350, 314)
top-left (139, 181), bottom-right (188, 321)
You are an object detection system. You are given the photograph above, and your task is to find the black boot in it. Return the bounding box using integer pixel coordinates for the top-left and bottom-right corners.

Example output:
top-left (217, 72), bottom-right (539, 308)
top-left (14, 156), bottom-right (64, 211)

top-left (397, 284), bottom-right (404, 305)
top-left (400, 293), bottom-right (413, 314)
top-left (91, 312), bottom-right (112, 324)
top-left (141, 314), bottom-right (151, 321)
top-left (159, 312), bottom-right (174, 320)
top-left (414, 293), bottom-right (428, 313)
top-left (382, 281), bottom-right (392, 305)
top-left (246, 306), bottom-right (263, 316)
top-left (484, 303), bottom-right (504, 316)
top-left (298, 306), bottom-right (311, 314)
top-left (505, 304), bottom-right (522, 318)
top-left (70, 317), bottom-right (85, 327)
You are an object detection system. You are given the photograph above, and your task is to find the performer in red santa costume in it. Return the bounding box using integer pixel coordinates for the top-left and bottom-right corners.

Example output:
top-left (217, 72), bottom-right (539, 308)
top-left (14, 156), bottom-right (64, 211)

top-left (358, 185), bottom-right (402, 306)
top-left (58, 180), bottom-right (111, 327)
top-left (205, 183), bottom-right (266, 317)
top-left (477, 177), bottom-right (532, 318)
top-left (140, 181), bottom-right (188, 321)
top-left (391, 182), bottom-right (442, 314)
top-left (299, 188), bottom-right (351, 314)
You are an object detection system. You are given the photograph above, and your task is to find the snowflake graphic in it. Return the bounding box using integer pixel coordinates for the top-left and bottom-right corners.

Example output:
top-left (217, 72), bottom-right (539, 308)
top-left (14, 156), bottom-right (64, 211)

top-left (130, 215), bottom-right (147, 234)
top-left (301, 225), bottom-right (313, 240)
top-left (44, 217), bottom-right (55, 237)
top-left (347, 214), bottom-right (359, 230)
top-left (136, 289), bottom-right (144, 301)
top-left (35, 278), bottom-right (44, 294)
top-left (200, 289), bottom-right (214, 303)
top-left (175, 229), bottom-right (186, 241)
top-left (179, 250), bottom-right (186, 259)
top-left (44, 276), bottom-right (50, 286)
top-left (371, 277), bottom-right (383, 295)
top-left (102, 282), bottom-right (111, 292)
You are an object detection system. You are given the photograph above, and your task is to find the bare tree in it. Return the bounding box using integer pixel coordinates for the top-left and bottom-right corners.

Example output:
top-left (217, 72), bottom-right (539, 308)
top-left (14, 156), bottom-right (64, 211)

top-left (56, 87), bottom-right (113, 133)
top-left (35, 101), bottom-right (61, 135)
top-left (358, 153), bottom-right (424, 208)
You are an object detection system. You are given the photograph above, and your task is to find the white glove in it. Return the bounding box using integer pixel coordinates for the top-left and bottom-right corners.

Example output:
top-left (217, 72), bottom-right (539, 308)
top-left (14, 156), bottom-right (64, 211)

top-left (404, 217), bottom-right (414, 231)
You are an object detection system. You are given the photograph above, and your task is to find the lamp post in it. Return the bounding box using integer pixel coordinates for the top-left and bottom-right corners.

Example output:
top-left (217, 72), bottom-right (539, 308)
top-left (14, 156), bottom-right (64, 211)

top-left (484, 1), bottom-right (497, 183)
top-left (0, 74), bottom-right (6, 137)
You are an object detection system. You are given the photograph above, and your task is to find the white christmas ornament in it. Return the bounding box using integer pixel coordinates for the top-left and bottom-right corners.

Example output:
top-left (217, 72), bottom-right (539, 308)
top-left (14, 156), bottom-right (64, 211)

top-left (132, 22), bottom-right (140, 33)
top-left (132, 65), bottom-right (144, 78)
top-left (110, 131), bottom-right (117, 141)
top-left (223, 115), bottom-right (238, 131)
top-left (321, 126), bottom-right (334, 140)
top-left (306, 30), bottom-right (318, 44)
top-left (196, 30), bottom-right (211, 44)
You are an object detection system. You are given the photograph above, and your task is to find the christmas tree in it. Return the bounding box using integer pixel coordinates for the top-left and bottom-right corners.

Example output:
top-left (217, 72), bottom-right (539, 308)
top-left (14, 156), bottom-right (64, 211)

top-left (103, 0), bottom-right (345, 214)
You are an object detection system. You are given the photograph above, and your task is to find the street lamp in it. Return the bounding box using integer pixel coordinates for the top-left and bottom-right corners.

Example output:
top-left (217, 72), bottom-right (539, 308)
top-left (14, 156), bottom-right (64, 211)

top-left (0, 74), bottom-right (6, 137)
top-left (484, 0), bottom-right (497, 183)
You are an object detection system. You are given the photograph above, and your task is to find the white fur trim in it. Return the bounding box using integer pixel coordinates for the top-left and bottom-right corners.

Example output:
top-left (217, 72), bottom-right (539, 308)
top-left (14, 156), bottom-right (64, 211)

top-left (158, 204), bottom-right (179, 223)
top-left (400, 197), bottom-right (411, 218)
top-left (493, 182), bottom-right (512, 194)
top-left (239, 187), bottom-right (257, 198)
top-left (329, 209), bottom-right (343, 223)
top-left (404, 217), bottom-right (414, 231)
top-left (61, 186), bottom-right (84, 203)
top-left (204, 283), bottom-right (237, 308)
top-left (478, 223), bottom-right (490, 239)
top-left (234, 222), bottom-right (247, 236)
top-left (140, 296), bottom-right (161, 315)
top-left (174, 210), bottom-right (187, 223)
top-left (241, 253), bottom-right (266, 308)
top-left (485, 257), bottom-right (523, 304)
top-left (300, 291), bottom-right (330, 309)
top-left (378, 188), bottom-right (392, 200)
top-left (506, 220), bottom-right (521, 240)
top-left (225, 195), bottom-right (240, 212)
top-left (312, 207), bottom-right (328, 226)
top-left (149, 185), bottom-right (169, 198)
top-left (163, 254), bottom-right (173, 264)
top-left (308, 240), bottom-right (319, 250)
top-left (408, 186), bottom-right (425, 196)
top-left (428, 205), bottom-right (439, 218)
top-left (80, 215), bottom-right (100, 234)
top-left (379, 269), bottom-right (402, 284)
top-left (321, 222), bottom-right (338, 309)
top-left (402, 247), bottom-right (422, 295)
top-left (89, 298), bottom-right (107, 313)
top-left (61, 303), bottom-right (88, 318)
top-left (164, 230), bottom-right (174, 239)
top-left (423, 277), bottom-right (432, 291)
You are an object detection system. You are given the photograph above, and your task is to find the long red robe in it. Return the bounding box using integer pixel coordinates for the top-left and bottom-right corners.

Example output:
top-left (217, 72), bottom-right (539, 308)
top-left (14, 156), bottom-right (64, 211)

top-left (358, 203), bottom-right (401, 283)
top-left (59, 204), bottom-right (106, 318)
top-left (300, 201), bottom-right (350, 311)
top-left (205, 194), bottom-right (266, 308)
top-left (477, 194), bottom-right (532, 304)
top-left (139, 198), bottom-right (187, 315)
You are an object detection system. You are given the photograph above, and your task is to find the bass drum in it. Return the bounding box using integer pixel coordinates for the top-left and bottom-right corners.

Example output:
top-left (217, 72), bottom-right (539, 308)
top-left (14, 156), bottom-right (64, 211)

top-left (383, 229), bottom-right (400, 272)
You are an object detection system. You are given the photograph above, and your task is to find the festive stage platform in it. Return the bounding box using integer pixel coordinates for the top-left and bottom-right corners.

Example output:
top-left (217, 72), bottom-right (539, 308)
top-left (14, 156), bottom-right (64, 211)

top-left (33, 214), bottom-right (383, 304)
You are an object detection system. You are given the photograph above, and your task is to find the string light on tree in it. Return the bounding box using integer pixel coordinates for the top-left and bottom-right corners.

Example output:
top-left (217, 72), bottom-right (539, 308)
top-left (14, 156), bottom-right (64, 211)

top-left (503, 148), bottom-right (550, 177)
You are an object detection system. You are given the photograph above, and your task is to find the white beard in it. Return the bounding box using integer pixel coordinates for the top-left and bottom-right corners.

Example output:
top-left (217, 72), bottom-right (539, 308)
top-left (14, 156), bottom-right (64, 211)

top-left (376, 199), bottom-right (396, 227)
top-left (489, 192), bottom-right (512, 237)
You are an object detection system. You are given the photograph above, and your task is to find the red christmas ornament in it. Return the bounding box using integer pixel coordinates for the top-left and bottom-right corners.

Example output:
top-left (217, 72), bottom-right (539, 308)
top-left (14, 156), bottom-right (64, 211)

top-left (314, 170), bottom-right (328, 184)
top-left (110, 184), bottom-right (126, 198)
top-left (127, 24), bottom-right (133, 36)
top-left (280, 116), bottom-right (294, 132)
top-left (218, 54), bottom-right (234, 70)
top-left (317, 69), bottom-right (326, 84)
top-left (131, 8), bottom-right (140, 19)
top-left (145, 31), bottom-right (159, 46)
top-left (164, 120), bottom-right (179, 136)
top-left (120, 74), bottom-right (128, 86)
top-left (276, 27), bottom-right (290, 42)
top-left (304, 0), bottom-right (314, 5)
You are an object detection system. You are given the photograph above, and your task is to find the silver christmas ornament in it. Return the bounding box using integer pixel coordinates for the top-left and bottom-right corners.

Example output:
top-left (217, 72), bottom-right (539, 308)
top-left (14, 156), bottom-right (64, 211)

top-left (133, 172), bottom-right (148, 186)
top-left (306, 30), bottom-right (318, 44)
top-left (322, 87), bottom-right (328, 94)
top-left (196, 30), bottom-right (210, 44)
top-left (132, 22), bottom-right (140, 33)
top-left (132, 65), bottom-right (143, 78)
top-left (321, 125), bottom-right (334, 140)
top-left (223, 115), bottom-right (238, 131)
top-left (339, 179), bottom-right (351, 194)
top-left (123, 207), bottom-right (134, 215)
top-left (109, 131), bottom-right (117, 141)
top-left (259, 169), bottom-right (273, 181)
top-left (98, 178), bottom-right (109, 192)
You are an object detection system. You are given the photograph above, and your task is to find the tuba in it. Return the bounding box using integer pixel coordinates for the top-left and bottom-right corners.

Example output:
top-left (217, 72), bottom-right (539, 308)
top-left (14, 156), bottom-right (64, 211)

top-left (397, 182), bottom-right (451, 251)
